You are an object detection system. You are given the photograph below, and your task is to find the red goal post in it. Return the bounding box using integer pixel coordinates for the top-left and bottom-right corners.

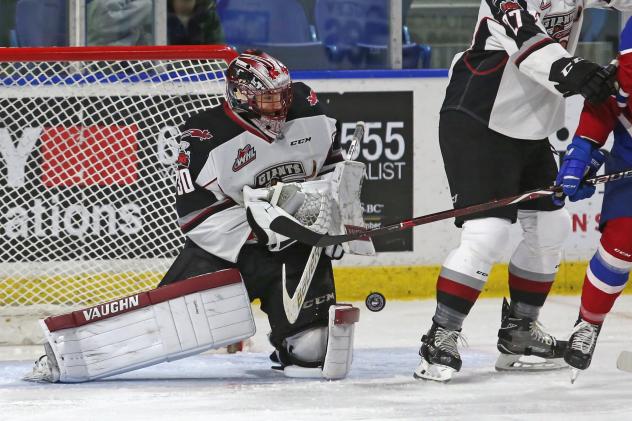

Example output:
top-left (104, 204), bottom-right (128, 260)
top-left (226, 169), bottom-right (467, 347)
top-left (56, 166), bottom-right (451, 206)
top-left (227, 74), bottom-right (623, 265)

top-left (0, 45), bottom-right (238, 345)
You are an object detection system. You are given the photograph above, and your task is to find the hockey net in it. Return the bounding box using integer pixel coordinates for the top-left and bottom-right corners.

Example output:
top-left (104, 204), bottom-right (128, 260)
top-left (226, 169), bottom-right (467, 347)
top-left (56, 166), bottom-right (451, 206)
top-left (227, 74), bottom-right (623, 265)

top-left (0, 46), bottom-right (238, 345)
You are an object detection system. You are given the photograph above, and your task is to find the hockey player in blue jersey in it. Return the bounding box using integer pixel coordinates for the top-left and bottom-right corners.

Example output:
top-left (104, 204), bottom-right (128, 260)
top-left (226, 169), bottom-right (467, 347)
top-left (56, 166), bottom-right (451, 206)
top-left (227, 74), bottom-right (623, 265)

top-left (555, 18), bottom-right (632, 383)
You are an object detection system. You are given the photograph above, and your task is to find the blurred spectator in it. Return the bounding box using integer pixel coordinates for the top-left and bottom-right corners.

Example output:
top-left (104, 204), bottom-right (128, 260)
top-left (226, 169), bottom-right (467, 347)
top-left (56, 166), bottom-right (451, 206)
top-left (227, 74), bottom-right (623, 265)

top-left (167, 0), bottom-right (224, 45)
top-left (0, 0), bottom-right (17, 47)
top-left (87, 0), bottom-right (153, 46)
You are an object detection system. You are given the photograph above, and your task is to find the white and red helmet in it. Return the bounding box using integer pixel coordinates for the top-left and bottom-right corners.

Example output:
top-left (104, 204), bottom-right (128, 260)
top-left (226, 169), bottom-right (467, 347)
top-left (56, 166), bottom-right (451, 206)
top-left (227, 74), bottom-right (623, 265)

top-left (225, 50), bottom-right (292, 139)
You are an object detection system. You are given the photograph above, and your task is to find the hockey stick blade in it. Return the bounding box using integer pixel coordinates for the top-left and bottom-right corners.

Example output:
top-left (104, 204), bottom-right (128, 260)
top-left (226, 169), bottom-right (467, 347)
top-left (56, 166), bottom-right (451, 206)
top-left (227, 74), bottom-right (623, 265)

top-left (347, 121), bottom-right (364, 159)
top-left (271, 168), bottom-right (632, 247)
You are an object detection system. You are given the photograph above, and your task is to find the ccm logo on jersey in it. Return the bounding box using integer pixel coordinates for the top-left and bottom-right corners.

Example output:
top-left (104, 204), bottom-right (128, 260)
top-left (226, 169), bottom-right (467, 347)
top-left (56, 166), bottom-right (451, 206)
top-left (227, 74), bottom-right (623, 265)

top-left (181, 128), bottom-right (213, 140)
top-left (290, 137), bottom-right (311, 146)
top-left (233, 144), bottom-right (257, 171)
top-left (81, 295), bottom-right (140, 322)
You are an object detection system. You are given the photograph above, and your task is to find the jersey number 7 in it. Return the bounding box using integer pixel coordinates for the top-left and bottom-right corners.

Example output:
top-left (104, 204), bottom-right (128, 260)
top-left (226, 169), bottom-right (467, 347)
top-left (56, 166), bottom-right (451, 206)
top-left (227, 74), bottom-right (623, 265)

top-left (502, 10), bottom-right (524, 36)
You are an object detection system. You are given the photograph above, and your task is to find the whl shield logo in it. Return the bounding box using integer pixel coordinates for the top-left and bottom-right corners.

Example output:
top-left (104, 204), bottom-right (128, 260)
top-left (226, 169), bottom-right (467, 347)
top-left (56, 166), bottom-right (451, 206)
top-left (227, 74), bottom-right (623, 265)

top-left (232, 144), bottom-right (256, 171)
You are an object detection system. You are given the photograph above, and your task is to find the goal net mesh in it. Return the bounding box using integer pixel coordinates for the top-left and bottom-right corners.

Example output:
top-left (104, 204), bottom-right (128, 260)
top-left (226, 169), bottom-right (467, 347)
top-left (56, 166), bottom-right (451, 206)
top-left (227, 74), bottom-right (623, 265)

top-left (0, 46), bottom-right (236, 344)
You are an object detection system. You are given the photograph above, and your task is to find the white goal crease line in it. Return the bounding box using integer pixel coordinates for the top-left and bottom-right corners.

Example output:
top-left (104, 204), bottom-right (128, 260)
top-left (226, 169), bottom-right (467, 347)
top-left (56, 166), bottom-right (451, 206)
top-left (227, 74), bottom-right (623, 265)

top-left (0, 81), bottom-right (225, 98)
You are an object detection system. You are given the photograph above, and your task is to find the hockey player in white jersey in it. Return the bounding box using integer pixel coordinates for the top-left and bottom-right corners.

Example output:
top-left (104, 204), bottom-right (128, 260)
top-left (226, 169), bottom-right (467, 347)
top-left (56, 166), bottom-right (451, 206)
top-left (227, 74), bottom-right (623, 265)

top-left (414, 0), bottom-right (632, 383)
top-left (24, 50), bottom-right (363, 383)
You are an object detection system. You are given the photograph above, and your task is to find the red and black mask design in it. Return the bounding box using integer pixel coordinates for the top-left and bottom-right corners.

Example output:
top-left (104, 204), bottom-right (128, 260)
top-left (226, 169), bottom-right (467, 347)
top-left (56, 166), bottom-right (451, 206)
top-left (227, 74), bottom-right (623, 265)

top-left (226, 50), bottom-right (293, 139)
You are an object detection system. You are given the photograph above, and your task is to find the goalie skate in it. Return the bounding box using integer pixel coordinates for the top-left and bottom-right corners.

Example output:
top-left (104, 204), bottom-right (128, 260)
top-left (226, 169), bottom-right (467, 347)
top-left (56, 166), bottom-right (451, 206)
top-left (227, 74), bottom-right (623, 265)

top-left (23, 343), bottom-right (60, 383)
top-left (495, 298), bottom-right (567, 372)
top-left (413, 322), bottom-right (463, 382)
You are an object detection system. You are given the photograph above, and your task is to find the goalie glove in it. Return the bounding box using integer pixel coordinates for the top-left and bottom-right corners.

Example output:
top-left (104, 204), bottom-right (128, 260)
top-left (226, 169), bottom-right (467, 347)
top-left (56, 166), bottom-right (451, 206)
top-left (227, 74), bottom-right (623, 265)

top-left (243, 181), bottom-right (333, 252)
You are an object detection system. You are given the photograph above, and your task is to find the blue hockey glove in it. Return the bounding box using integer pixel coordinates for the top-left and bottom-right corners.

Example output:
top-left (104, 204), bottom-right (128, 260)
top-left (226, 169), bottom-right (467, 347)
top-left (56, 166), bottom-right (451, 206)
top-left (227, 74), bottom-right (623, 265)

top-left (569, 148), bottom-right (606, 202)
top-left (553, 136), bottom-right (605, 205)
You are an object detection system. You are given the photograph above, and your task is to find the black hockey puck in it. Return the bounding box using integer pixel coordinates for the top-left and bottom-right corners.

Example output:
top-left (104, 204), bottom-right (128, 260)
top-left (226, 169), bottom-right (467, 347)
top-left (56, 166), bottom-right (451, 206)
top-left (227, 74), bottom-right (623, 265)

top-left (556, 127), bottom-right (570, 141)
top-left (365, 292), bottom-right (386, 312)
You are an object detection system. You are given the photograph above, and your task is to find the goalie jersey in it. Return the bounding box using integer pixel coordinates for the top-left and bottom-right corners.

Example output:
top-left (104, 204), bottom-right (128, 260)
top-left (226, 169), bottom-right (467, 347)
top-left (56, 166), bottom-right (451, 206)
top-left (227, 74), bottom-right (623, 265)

top-left (441, 0), bottom-right (632, 140)
top-left (174, 82), bottom-right (342, 262)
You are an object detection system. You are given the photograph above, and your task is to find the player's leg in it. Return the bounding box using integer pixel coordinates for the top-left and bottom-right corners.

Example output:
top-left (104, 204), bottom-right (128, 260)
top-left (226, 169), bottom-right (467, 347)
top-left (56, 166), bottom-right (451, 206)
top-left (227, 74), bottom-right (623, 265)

top-left (566, 154), bottom-right (632, 377)
top-left (495, 141), bottom-right (571, 371)
top-left (24, 241), bottom-right (255, 383)
top-left (414, 111), bottom-right (518, 382)
top-left (238, 243), bottom-right (358, 380)
top-left (158, 239), bottom-right (236, 287)
top-left (565, 217), bottom-right (632, 373)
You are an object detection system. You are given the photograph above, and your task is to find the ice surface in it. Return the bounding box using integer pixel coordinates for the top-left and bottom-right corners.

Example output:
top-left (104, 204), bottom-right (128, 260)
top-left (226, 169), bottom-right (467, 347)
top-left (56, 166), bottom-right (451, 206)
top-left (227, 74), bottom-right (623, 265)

top-left (2, 296), bottom-right (632, 421)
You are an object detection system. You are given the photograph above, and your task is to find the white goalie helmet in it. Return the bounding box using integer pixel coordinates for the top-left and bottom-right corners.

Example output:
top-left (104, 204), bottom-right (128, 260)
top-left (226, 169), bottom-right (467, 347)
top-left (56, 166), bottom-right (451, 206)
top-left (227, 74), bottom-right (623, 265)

top-left (225, 49), bottom-right (293, 139)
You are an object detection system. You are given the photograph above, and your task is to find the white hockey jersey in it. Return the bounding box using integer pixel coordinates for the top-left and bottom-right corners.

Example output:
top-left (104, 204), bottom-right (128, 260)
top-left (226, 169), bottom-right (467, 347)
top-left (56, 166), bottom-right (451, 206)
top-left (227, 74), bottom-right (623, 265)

top-left (441, 0), bottom-right (632, 140)
top-left (174, 82), bottom-right (342, 262)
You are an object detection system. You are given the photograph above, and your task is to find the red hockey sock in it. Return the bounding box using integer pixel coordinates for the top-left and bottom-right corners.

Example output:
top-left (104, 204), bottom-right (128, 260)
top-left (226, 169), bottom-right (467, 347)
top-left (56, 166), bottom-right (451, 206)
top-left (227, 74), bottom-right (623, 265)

top-left (580, 218), bottom-right (632, 324)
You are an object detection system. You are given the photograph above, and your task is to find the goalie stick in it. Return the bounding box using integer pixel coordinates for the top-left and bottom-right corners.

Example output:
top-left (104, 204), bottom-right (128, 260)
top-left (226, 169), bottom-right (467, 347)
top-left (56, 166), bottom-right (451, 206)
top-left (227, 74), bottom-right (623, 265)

top-left (281, 121), bottom-right (365, 324)
top-left (272, 168), bottom-right (632, 248)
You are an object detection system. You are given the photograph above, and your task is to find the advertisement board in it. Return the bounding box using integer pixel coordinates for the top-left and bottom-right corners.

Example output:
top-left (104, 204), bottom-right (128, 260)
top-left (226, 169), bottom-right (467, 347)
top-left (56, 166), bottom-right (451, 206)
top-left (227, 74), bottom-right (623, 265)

top-left (319, 91), bottom-right (414, 252)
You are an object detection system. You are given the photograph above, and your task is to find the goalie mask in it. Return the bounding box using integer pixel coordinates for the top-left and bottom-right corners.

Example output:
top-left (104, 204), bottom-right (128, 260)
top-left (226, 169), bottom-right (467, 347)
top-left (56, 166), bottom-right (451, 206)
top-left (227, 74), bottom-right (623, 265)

top-left (226, 50), bottom-right (293, 139)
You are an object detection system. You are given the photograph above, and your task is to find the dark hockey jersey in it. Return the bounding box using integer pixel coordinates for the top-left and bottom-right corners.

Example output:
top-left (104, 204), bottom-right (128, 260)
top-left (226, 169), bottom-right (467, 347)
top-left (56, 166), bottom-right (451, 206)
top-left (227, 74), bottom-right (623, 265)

top-left (174, 82), bottom-right (342, 262)
top-left (441, 0), bottom-right (632, 140)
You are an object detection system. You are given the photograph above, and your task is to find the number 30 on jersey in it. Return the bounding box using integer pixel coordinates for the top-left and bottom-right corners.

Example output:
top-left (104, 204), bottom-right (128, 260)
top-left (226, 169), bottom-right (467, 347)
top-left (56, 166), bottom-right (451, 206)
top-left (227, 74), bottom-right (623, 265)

top-left (176, 169), bottom-right (195, 195)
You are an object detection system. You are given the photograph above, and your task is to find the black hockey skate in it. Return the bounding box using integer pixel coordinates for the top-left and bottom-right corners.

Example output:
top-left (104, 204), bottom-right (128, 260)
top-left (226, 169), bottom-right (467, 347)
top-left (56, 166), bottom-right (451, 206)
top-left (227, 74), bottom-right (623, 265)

top-left (496, 298), bottom-right (567, 371)
top-left (413, 322), bottom-right (463, 382)
top-left (564, 317), bottom-right (601, 384)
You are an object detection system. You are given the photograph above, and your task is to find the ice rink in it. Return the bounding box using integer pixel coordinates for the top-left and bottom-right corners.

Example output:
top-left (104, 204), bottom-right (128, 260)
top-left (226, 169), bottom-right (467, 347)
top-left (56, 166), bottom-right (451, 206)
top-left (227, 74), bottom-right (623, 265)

top-left (2, 296), bottom-right (632, 421)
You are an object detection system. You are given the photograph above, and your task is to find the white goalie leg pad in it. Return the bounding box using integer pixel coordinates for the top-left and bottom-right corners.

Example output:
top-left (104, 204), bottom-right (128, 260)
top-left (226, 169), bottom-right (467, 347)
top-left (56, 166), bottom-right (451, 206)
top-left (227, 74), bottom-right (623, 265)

top-left (38, 268), bottom-right (255, 383)
top-left (322, 304), bottom-right (360, 379)
top-left (282, 304), bottom-right (359, 380)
